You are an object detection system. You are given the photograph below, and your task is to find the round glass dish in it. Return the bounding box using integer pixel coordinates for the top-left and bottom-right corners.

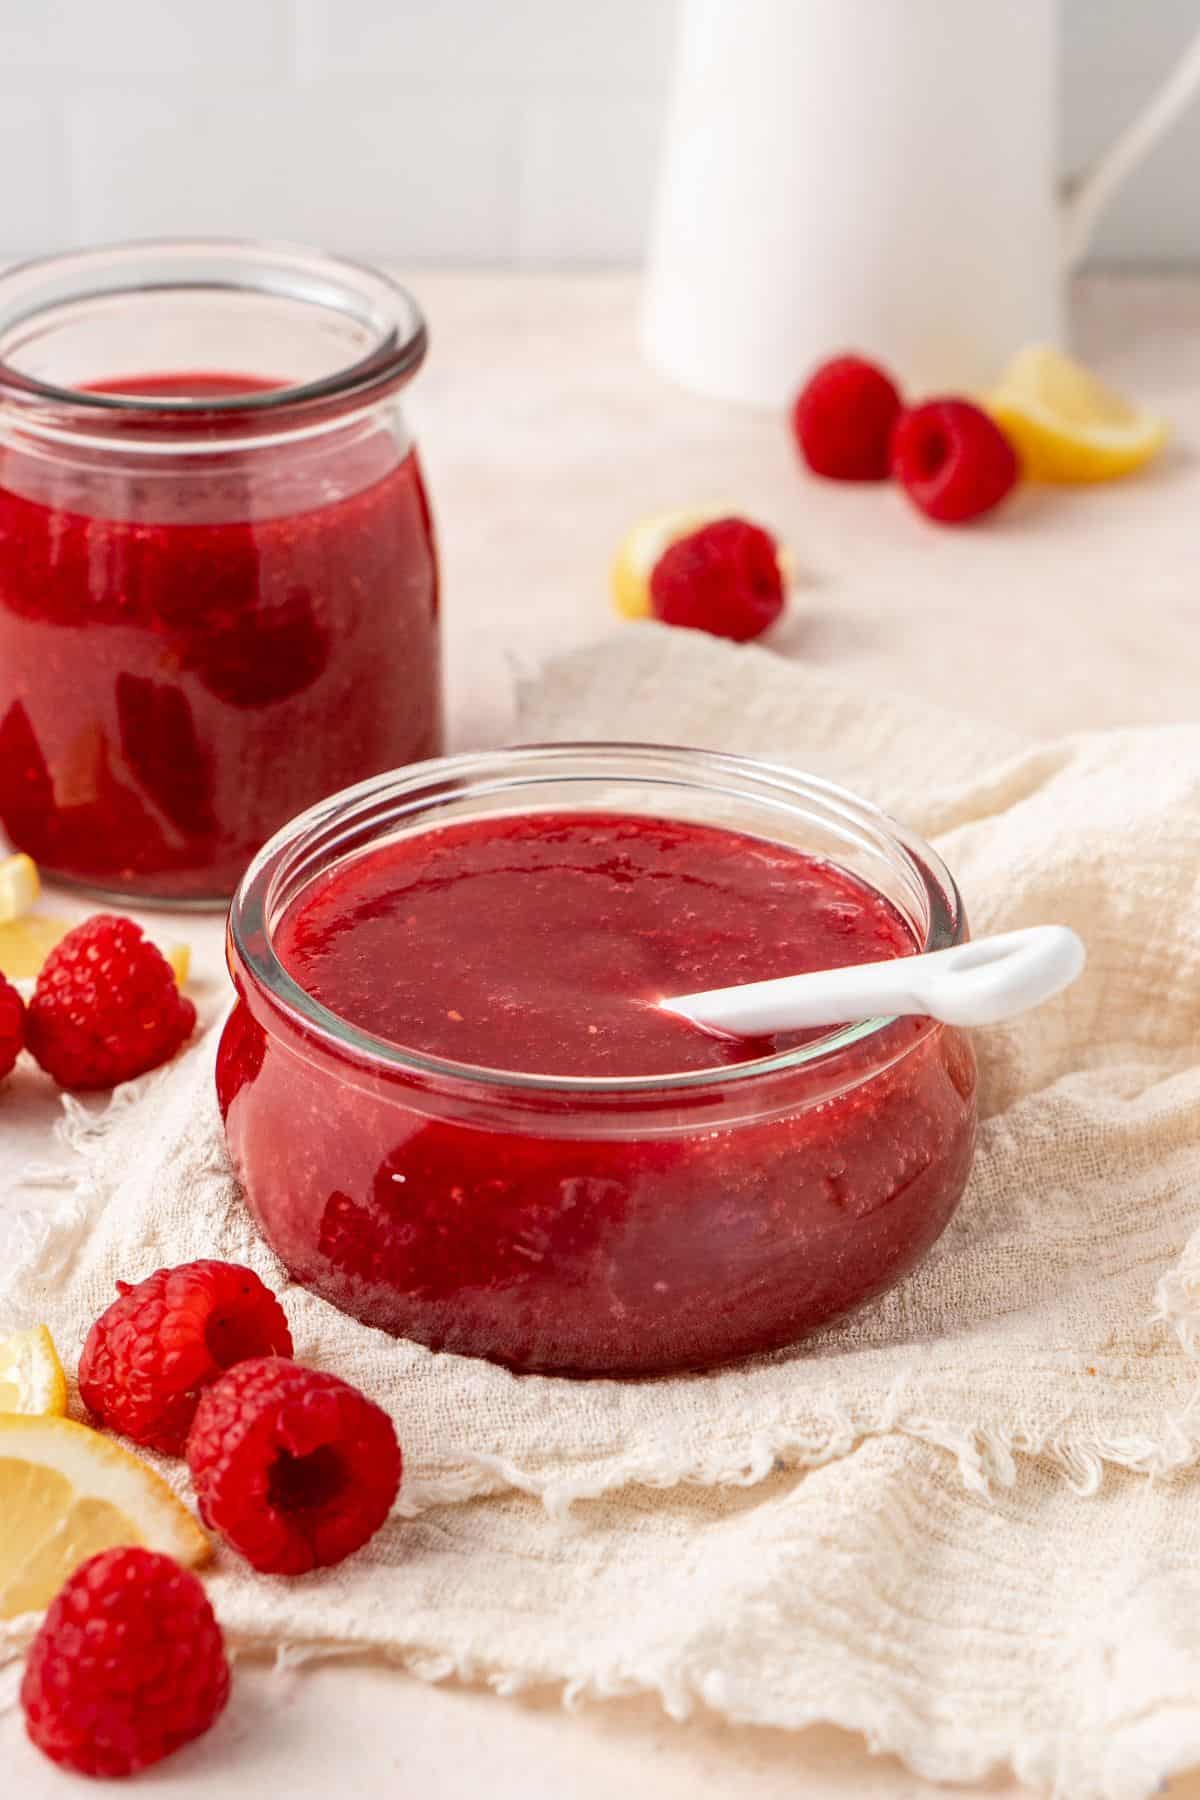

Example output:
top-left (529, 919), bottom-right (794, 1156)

top-left (0, 238), bottom-right (441, 905)
top-left (219, 744), bottom-right (978, 1377)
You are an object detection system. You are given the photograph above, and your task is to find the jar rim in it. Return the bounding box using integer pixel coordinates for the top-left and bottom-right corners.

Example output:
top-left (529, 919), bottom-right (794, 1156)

top-left (0, 236), bottom-right (426, 430)
top-left (227, 743), bottom-right (966, 1103)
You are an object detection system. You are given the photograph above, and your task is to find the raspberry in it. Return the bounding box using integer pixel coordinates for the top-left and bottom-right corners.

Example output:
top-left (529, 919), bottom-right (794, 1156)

top-left (649, 517), bottom-right (784, 642)
top-left (0, 972), bottom-right (25, 1080)
top-left (792, 355), bottom-right (903, 480)
top-left (891, 399), bottom-right (1019, 523)
top-left (79, 1260), bottom-right (294, 1455)
top-left (186, 1357), bottom-right (402, 1575)
top-left (26, 913), bottom-right (196, 1091)
top-left (20, 1547), bottom-right (229, 1779)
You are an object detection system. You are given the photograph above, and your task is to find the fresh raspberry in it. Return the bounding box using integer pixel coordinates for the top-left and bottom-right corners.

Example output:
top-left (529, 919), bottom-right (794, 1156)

top-left (891, 399), bottom-right (1019, 523)
top-left (0, 972), bottom-right (25, 1080)
top-left (649, 517), bottom-right (784, 642)
top-left (791, 354), bottom-right (903, 480)
top-left (26, 912), bottom-right (196, 1091)
top-left (186, 1357), bottom-right (402, 1575)
top-left (20, 1547), bottom-right (229, 1779)
top-left (79, 1260), bottom-right (294, 1455)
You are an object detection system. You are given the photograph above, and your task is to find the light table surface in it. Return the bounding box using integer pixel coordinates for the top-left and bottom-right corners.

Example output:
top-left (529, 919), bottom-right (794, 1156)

top-left (4, 270), bottom-right (1200, 1797)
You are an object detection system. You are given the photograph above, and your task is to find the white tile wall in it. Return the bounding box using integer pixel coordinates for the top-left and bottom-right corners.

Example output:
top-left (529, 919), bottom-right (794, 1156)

top-left (1, 0), bottom-right (1199, 265)
top-left (68, 89), bottom-right (520, 258)
top-left (293, 0), bottom-right (677, 86)
top-left (0, 95), bottom-right (70, 254)
top-left (0, 4), bottom-right (51, 68)
top-left (517, 97), bottom-right (664, 264)
top-left (45, 0), bottom-right (289, 77)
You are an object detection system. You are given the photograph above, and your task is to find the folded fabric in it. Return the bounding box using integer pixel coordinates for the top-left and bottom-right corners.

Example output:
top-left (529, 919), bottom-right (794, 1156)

top-left (5, 623), bottom-right (1200, 1800)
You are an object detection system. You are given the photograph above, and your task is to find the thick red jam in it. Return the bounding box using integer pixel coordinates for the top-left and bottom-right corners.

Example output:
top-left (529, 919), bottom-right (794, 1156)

top-left (220, 807), bottom-right (977, 1376)
top-left (0, 372), bottom-right (440, 900)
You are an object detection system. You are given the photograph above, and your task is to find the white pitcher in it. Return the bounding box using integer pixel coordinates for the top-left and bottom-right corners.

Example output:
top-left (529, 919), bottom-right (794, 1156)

top-left (641, 0), bottom-right (1200, 407)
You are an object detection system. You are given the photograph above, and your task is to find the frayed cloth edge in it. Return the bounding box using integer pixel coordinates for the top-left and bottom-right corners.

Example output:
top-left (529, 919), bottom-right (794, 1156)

top-left (451, 1400), bottom-right (1200, 1522)
top-left (9, 1072), bottom-right (1200, 1521)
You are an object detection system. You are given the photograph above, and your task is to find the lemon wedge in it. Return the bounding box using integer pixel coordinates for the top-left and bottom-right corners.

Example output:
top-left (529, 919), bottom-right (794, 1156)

top-left (0, 914), bottom-right (72, 979)
top-left (612, 507), bottom-right (718, 619)
top-left (0, 1414), bottom-right (209, 1619)
top-left (0, 916), bottom-right (190, 986)
top-left (163, 941), bottom-right (191, 988)
top-left (0, 853), bottom-right (39, 924)
top-left (0, 1325), bottom-right (67, 1417)
top-left (612, 506), bottom-right (791, 619)
top-left (985, 346), bottom-right (1168, 482)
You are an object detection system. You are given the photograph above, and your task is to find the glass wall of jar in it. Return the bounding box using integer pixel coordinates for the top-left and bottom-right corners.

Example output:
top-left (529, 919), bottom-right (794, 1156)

top-left (0, 239), bottom-right (441, 903)
top-left (220, 746), bottom-right (979, 1377)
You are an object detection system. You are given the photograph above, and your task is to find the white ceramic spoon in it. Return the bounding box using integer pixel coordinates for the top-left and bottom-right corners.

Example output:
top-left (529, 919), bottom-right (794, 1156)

top-left (661, 925), bottom-right (1086, 1037)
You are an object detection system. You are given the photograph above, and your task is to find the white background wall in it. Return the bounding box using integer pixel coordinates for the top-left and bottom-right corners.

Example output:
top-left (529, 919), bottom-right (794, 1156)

top-left (1, 0), bottom-right (1198, 267)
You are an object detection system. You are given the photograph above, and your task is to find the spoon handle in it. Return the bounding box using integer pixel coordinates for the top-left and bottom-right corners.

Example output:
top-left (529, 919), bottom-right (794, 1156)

top-left (662, 925), bottom-right (1086, 1037)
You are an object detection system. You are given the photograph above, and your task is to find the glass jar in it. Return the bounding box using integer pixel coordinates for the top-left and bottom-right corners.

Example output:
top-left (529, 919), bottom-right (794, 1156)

top-left (0, 240), bottom-right (440, 904)
top-left (219, 745), bottom-right (978, 1377)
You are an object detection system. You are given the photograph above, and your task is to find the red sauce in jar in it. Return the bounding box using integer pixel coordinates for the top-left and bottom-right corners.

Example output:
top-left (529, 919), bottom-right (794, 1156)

top-left (0, 371), bottom-right (440, 900)
top-left (220, 811), bottom-right (977, 1375)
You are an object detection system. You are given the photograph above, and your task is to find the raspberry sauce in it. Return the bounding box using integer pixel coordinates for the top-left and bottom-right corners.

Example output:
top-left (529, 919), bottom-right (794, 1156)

top-left (0, 370), bottom-right (440, 900)
top-left (273, 812), bottom-right (917, 1076)
top-left (220, 809), bottom-right (977, 1376)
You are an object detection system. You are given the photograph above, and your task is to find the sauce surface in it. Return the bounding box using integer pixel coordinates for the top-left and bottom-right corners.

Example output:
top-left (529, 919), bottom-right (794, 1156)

top-left (276, 811), bottom-right (916, 1078)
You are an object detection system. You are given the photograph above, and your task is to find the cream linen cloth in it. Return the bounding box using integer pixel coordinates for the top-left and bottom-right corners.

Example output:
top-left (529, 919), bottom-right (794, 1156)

top-left (5, 623), bottom-right (1200, 1800)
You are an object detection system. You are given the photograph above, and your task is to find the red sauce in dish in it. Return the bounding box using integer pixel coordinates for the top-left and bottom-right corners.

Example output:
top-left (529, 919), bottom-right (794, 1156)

top-left (274, 811), bottom-right (917, 1076)
top-left (219, 811), bottom-right (977, 1376)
